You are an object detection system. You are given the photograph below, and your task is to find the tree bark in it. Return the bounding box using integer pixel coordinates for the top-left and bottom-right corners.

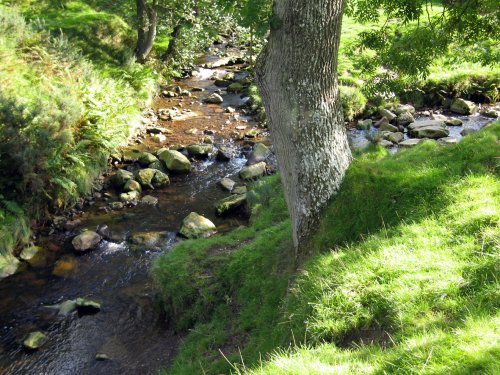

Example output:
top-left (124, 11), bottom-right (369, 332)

top-left (135, 0), bottom-right (158, 63)
top-left (256, 0), bottom-right (352, 252)
top-left (162, 24), bottom-right (183, 61)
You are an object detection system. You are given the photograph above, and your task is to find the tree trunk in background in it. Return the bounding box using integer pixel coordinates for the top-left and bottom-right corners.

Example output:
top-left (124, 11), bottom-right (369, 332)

top-left (256, 0), bottom-right (352, 253)
top-left (135, 0), bottom-right (158, 63)
top-left (162, 24), bottom-right (183, 61)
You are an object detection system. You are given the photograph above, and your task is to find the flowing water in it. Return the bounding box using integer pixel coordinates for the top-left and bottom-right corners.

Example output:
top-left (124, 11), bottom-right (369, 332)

top-left (0, 57), bottom-right (258, 375)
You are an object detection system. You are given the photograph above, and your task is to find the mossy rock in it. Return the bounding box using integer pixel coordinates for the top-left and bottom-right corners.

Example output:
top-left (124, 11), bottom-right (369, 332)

top-left (227, 82), bottom-right (244, 93)
top-left (23, 331), bottom-right (47, 350)
top-left (111, 169), bottom-right (134, 188)
top-left (152, 170), bottom-right (170, 188)
top-left (159, 150), bottom-right (191, 173)
top-left (0, 254), bottom-right (21, 280)
top-left (136, 168), bottom-right (157, 189)
top-left (76, 298), bottom-right (101, 314)
top-left (120, 190), bottom-right (141, 202)
top-left (179, 212), bottom-right (216, 239)
top-left (186, 144), bottom-right (213, 157)
top-left (138, 152), bottom-right (158, 166)
top-left (215, 194), bottom-right (247, 216)
top-left (240, 162), bottom-right (267, 180)
top-left (123, 179), bottom-right (142, 193)
top-left (20, 246), bottom-right (49, 268)
top-left (72, 231), bottom-right (102, 252)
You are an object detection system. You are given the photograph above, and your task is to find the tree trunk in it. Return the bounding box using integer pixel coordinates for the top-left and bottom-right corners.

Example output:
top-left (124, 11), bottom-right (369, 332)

top-left (135, 0), bottom-right (158, 63)
top-left (256, 0), bottom-right (352, 252)
top-left (162, 24), bottom-right (183, 61)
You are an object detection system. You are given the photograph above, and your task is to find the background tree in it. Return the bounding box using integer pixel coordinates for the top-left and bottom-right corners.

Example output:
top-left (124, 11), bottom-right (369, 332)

top-left (135, 0), bottom-right (158, 62)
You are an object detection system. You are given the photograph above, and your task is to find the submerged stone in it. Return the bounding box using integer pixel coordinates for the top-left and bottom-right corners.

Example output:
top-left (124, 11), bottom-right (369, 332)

top-left (20, 246), bottom-right (48, 268)
top-left (52, 255), bottom-right (78, 277)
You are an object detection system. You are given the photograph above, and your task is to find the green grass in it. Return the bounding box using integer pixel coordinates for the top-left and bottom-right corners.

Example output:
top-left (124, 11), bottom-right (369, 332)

top-left (0, 3), bottom-right (157, 257)
top-left (154, 122), bottom-right (500, 374)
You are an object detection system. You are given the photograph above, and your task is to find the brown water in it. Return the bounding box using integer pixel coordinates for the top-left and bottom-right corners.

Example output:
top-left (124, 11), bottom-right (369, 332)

top-left (0, 57), bottom-right (259, 374)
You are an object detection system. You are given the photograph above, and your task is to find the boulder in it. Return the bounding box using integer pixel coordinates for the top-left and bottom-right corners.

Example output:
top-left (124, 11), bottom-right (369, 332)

top-left (450, 98), bottom-right (478, 115)
top-left (444, 117), bottom-right (463, 126)
top-left (0, 254), bottom-right (21, 280)
top-left (394, 104), bottom-right (415, 115)
top-left (111, 169), bottom-right (134, 188)
top-left (159, 150), bottom-right (191, 173)
top-left (407, 120), bottom-right (446, 131)
top-left (396, 112), bottom-right (415, 126)
top-left (186, 144), bottom-right (213, 157)
top-left (215, 194), bottom-right (247, 216)
top-left (152, 170), bottom-right (170, 188)
top-left (399, 138), bottom-right (423, 148)
top-left (76, 298), bottom-right (101, 314)
top-left (216, 147), bottom-right (233, 161)
top-left (219, 177), bottom-right (236, 192)
top-left (179, 212), bottom-right (216, 239)
top-left (410, 126), bottom-right (449, 139)
top-left (72, 231), bottom-right (102, 252)
top-left (136, 168), bottom-right (157, 189)
top-left (148, 160), bottom-right (168, 173)
top-left (204, 93), bottom-right (224, 104)
top-left (123, 180), bottom-right (142, 193)
top-left (386, 132), bottom-right (404, 144)
top-left (240, 162), bottom-right (267, 180)
top-left (138, 152), bottom-right (158, 166)
top-left (374, 117), bottom-right (390, 128)
top-left (379, 108), bottom-right (397, 121)
top-left (23, 331), bottom-right (47, 350)
top-left (120, 191), bottom-right (141, 203)
top-left (379, 123), bottom-right (399, 132)
top-left (356, 119), bottom-right (372, 130)
top-left (247, 143), bottom-right (270, 165)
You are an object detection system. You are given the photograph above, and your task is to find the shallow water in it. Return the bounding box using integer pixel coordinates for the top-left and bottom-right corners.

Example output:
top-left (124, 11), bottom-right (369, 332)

top-left (0, 57), bottom-right (254, 375)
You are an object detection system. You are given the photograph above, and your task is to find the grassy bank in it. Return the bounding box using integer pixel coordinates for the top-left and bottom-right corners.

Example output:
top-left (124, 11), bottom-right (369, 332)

top-left (0, 3), bottom-right (156, 261)
top-left (154, 122), bottom-right (499, 374)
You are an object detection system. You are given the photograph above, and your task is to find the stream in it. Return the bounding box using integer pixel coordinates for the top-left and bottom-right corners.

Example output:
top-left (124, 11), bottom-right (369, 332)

top-left (0, 50), bottom-right (495, 374)
top-left (0, 56), bottom-right (259, 375)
